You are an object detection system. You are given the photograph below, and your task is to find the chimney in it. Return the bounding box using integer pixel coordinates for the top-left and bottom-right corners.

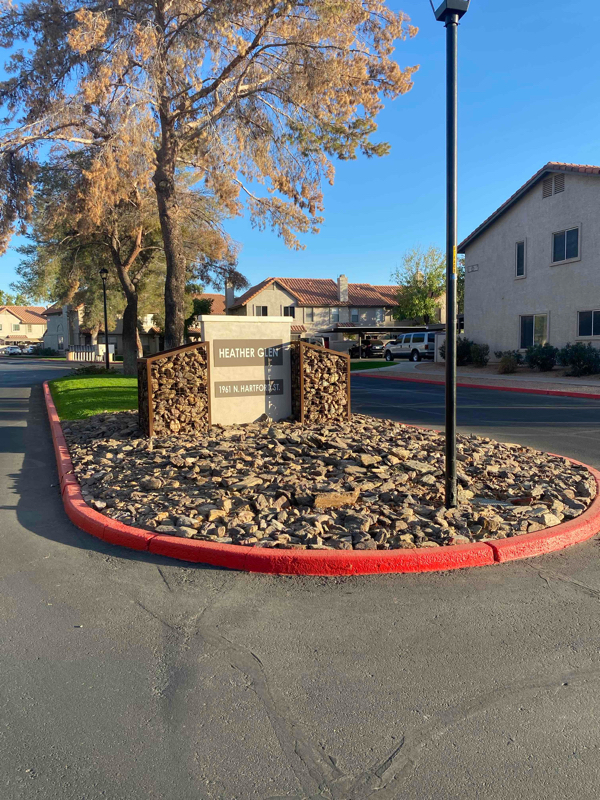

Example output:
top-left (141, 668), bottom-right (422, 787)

top-left (225, 278), bottom-right (235, 313)
top-left (337, 274), bottom-right (348, 303)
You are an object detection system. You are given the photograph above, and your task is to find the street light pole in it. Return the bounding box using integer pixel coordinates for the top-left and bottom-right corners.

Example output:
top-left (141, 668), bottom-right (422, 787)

top-left (99, 268), bottom-right (110, 371)
top-left (432, 0), bottom-right (469, 508)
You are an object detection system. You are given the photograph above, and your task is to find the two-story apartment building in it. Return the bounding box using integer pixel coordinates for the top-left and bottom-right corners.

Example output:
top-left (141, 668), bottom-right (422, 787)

top-left (225, 276), bottom-right (436, 343)
top-left (43, 304), bottom-right (82, 352)
top-left (0, 306), bottom-right (47, 347)
top-left (459, 162), bottom-right (600, 357)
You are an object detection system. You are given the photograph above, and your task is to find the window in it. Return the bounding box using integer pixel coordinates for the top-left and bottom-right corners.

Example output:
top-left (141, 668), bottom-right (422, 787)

top-left (427, 333), bottom-right (436, 343)
top-left (351, 309), bottom-right (359, 323)
top-left (467, 264), bottom-right (479, 273)
top-left (255, 306), bottom-right (268, 316)
top-left (375, 309), bottom-right (384, 323)
top-left (57, 335), bottom-right (64, 351)
top-left (27, 324), bottom-right (32, 332)
top-left (578, 310), bottom-right (600, 337)
top-left (552, 227), bottom-right (579, 263)
top-left (520, 314), bottom-right (548, 348)
top-left (412, 333), bottom-right (425, 344)
top-left (331, 307), bottom-right (340, 323)
top-left (305, 307), bottom-right (314, 323)
top-left (0, 324), bottom-right (3, 331)
top-left (283, 305), bottom-right (295, 318)
top-left (516, 241), bottom-right (526, 277)
top-left (12, 323), bottom-right (20, 331)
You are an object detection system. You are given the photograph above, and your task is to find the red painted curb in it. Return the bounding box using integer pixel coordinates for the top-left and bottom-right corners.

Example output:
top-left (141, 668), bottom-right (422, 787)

top-left (354, 371), bottom-right (600, 401)
top-left (43, 382), bottom-right (600, 575)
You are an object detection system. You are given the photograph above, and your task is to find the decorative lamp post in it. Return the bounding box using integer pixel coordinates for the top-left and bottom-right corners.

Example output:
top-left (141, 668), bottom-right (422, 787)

top-left (99, 267), bottom-right (110, 371)
top-left (431, 0), bottom-right (469, 507)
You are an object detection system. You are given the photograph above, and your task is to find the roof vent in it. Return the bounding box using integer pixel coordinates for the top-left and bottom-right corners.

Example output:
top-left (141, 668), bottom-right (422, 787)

top-left (554, 173), bottom-right (565, 193)
top-left (542, 176), bottom-right (553, 198)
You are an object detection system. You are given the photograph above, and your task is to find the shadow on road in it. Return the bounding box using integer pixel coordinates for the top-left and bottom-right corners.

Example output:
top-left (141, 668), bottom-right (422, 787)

top-left (10, 382), bottom-right (220, 572)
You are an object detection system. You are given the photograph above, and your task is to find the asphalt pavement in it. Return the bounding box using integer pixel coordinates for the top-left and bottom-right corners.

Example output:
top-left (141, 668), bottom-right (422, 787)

top-left (2, 359), bottom-right (600, 800)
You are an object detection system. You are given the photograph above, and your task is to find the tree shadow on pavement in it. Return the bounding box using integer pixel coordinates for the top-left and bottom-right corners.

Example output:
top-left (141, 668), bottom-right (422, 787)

top-left (10, 383), bottom-right (221, 571)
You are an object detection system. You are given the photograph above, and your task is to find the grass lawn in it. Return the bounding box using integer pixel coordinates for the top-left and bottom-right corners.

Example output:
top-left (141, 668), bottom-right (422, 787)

top-left (350, 360), bottom-right (394, 372)
top-left (4, 354), bottom-right (67, 360)
top-left (49, 373), bottom-right (138, 420)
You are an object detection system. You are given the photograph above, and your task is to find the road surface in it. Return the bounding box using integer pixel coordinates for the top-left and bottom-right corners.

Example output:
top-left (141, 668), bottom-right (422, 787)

top-left (2, 359), bottom-right (600, 800)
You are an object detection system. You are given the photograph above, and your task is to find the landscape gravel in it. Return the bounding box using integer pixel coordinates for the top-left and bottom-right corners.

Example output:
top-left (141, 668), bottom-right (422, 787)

top-left (62, 411), bottom-right (597, 550)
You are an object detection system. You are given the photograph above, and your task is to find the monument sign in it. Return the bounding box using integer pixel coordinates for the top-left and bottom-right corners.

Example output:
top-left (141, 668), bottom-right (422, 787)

top-left (197, 316), bottom-right (292, 425)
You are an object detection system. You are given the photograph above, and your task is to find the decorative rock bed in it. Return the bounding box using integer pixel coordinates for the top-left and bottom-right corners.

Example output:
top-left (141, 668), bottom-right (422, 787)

top-left (61, 412), bottom-right (597, 551)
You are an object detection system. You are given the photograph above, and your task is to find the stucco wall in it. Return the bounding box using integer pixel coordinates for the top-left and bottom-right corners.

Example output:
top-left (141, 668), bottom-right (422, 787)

top-left (464, 172), bottom-right (600, 356)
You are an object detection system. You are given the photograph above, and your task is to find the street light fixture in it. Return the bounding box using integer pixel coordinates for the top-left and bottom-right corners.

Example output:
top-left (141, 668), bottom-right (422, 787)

top-left (431, 0), bottom-right (470, 507)
top-left (99, 267), bottom-right (110, 371)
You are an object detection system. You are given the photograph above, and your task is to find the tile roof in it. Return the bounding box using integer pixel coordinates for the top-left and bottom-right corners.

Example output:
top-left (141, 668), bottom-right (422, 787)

top-left (43, 304), bottom-right (64, 316)
top-left (458, 162), bottom-right (600, 252)
top-left (232, 278), bottom-right (399, 309)
top-left (0, 306), bottom-right (48, 325)
top-left (202, 293), bottom-right (226, 315)
top-left (193, 292), bottom-right (226, 315)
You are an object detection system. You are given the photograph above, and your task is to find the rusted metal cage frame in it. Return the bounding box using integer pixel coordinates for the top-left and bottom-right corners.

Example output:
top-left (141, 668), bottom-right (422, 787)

top-left (295, 340), bottom-right (351, 424)
top-left (138, 341), bottom-right (211, 438)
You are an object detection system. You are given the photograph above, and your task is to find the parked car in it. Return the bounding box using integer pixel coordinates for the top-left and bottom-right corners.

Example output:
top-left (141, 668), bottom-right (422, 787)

top-left (384, 332), bottom-right (437, 362)
top-left (4, 346), bottom-right (23, 355)
top-left (349, 338), bottom-right (385, 359)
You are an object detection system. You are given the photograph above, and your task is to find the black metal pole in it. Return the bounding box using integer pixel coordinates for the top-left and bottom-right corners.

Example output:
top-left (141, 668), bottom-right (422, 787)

top-left (102, 278), bottom-right (110, 371)
top-left (445, 12), bottom-right (458, 507)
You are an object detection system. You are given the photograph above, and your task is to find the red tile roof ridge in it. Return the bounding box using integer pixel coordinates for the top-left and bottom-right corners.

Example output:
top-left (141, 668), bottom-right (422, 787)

top-left (232, 277), bottom-right (399, 309)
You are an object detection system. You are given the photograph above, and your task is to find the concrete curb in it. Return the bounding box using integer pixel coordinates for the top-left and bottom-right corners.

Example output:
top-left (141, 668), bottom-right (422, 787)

top-left (44, 381), bottom-right (600, 575)
top-left (353, 371), bottom-right (600, 401)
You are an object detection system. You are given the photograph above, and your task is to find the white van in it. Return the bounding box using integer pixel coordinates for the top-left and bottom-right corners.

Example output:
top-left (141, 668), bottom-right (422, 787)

top-left (384, 332), bottom-right (436, 362)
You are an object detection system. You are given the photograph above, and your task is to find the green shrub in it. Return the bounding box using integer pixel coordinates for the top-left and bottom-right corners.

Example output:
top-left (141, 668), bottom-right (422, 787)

top-left (456, 337), bottom-right (474, 366)
top-left (470, 343), bottom-right (490, 367)
top-left (36, 346), bottom-right (60, 357)
top-left (494, 349), bottom-right (524, 365)
top-left (72, 365), bottom-right (119, 376)
top-left (439, 337), bottom-right (484, 366)
top-left (558, 342), bottom-right (600, 376)
top-left (498, 355), bottom-right (517, 374)
top-left (525, 343), bottom-right (558, 371)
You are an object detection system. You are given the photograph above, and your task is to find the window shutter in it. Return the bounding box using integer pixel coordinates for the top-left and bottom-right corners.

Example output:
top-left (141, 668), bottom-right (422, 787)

top-left (554, 173), bottom-right (565, 194)
top-left (542, 177), bottom-right (553, 198)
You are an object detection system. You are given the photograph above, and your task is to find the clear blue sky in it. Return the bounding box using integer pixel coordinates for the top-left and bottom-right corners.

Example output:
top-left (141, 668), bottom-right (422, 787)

top-left (1, 0), bottom-right (599, 296)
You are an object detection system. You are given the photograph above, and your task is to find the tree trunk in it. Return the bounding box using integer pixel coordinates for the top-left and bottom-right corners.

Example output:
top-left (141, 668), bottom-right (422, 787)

top-left (121, 294), bottom-right (139, 377)
top-left (110, 229), bottom-right (144, 378)
top-left (153, 120), bottom-right (186, 349)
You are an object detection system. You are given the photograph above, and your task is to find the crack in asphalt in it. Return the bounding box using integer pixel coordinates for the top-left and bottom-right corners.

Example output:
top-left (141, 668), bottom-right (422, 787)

top-left (525, 562), bottom-right (600, 601)
top-left (132, 565), bottom-right (600, 800)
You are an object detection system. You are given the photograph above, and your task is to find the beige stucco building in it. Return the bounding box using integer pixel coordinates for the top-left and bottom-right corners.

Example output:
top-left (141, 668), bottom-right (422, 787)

top-left (0, 306), bottom-right (47, 347)
top-left (225, 276), bottom-right (443, 346)
top-left (460, 162), bottom-right (600, 357)
top-left (43, 304), bottom-right (82, 352)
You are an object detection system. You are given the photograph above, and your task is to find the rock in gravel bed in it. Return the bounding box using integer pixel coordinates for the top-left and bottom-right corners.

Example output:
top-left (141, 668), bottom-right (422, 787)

top-left (61, 411), bottom-right (597, 551)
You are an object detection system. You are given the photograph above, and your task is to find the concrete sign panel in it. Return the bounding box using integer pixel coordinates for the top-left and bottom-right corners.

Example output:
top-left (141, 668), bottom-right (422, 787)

top-left (197, 316), bottom-right (292, 425)
top-left (214, 379), bottom-right (284, 397)
top-left (213, 339), bottom-right (283, 367)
